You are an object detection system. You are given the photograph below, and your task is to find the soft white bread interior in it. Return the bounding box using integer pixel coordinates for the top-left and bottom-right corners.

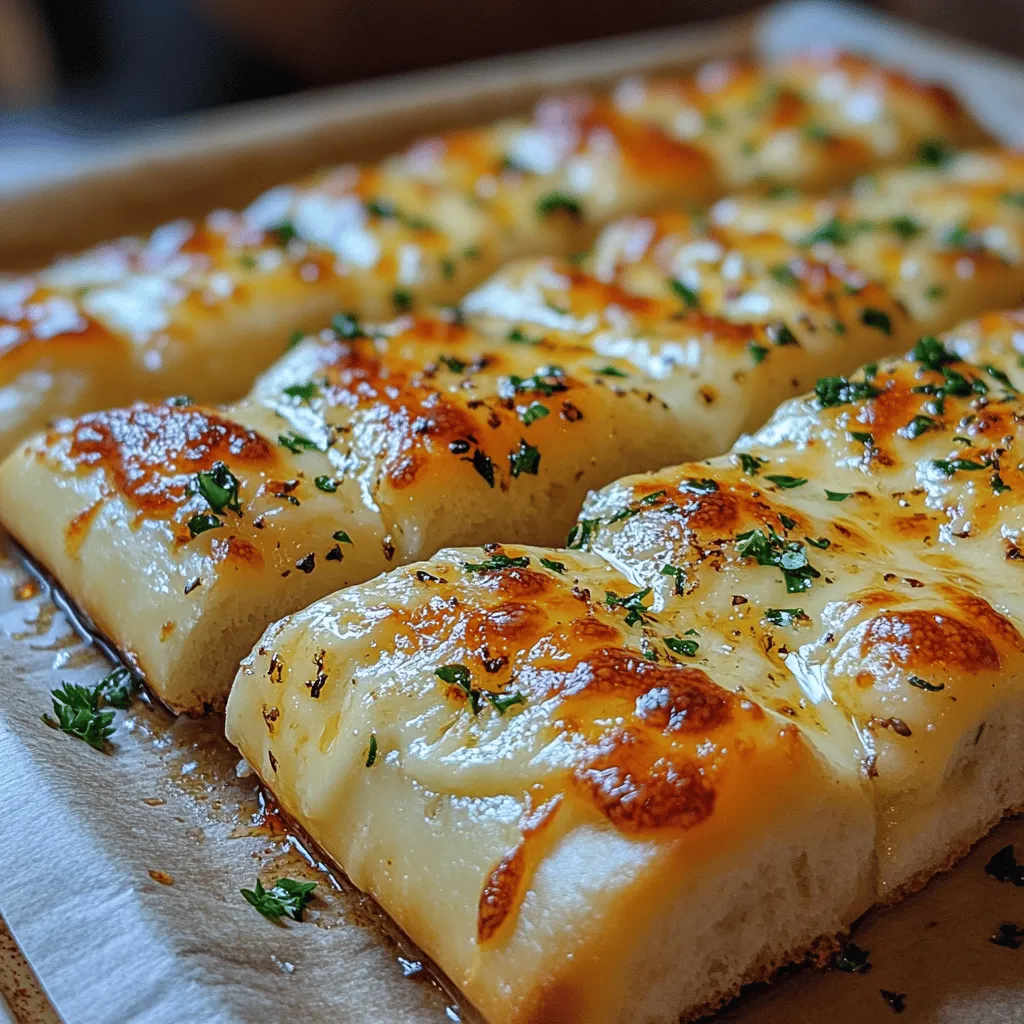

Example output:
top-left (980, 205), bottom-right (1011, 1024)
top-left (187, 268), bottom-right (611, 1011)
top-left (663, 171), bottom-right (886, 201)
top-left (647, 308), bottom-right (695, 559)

top-left (227, 311), bottom-right (1024, 1020)
top-left (0, 52), bottom-right (985, 457)
top-left (4, 154), bottom-right (1024, 711)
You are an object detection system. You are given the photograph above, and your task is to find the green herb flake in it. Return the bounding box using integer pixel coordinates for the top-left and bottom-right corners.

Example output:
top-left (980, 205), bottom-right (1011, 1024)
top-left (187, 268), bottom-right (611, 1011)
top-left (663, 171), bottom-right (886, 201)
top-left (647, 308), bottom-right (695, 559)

top-left (765, 474), bottom-right (807, 489)
top-left (669, 278), bottom-right (700, 308)
top-left (908, 675), bottom-right (945, 692)
top-left (42, 681), bottom-right (117, 751)
top-left (278, 431), bottom-right (320, 454)
top-left (283, 381), bottom-right (318, 402)
top-left (484, 691), bottom-right (527, 715)
top-left (735, 527), bottom-right (821, 593)
top-left (464, 553), bottom-right (530, 572)
top-left (470, 449), bottom-right (495, 488)
top-left (768, 263), bottom-right (799, 288)
top-left (860, 308), bottom-right (892, 335)
top-left (241, 878), bottom-right (317, 922)
top-left (904, 414), bottom-right (939, 439)
top-left (597, 365), bottom-right (629, 378)
top-left (764, 607), bottom-right (809, 626)
top-left (932, 458), bottom-right (987, 475)
top-left (567, 518), bottom-right (599, 549)
top-left (509, 440), bottom-right (541, 477)
top-left (604, 587), bottom-right (654, 627)
top-left (332, 530), bottom-right (353, 544)
top-left (507, 327), bottom-right (541, 345)
top-left (332, 312), bottom-right (366, 339)
top-left (889, 215), bottom-right (922, 239)
top-left (536, 191), bottom-right (583, 220)
top-left (365, 734), bottom-right (378, 767)
top-left (916, 139), bottom-right (954, 168)
top-left (814, 375), bottom-right (881, 408)
top-left (196, 461), bottom-right (241, 515)
top-left (268, 221), bottom-right (297, 246)
top-left (314, 476), bottom-right (337, 493)
top-left (665, 636), bottom-right (700, 656)
top-left (287, 329), bottom-right (304, 350)
top-left (392, 289), bottom-right (413, 313)
top-left (521, 402), bottom-right (549, 425)
top-left (749, 342), bottom-right (769, 365)
top-left (438, 354), bottom-right (467, 373)
top-left (739, 453), bottom-right (766, 476)
top-left (825, 490), bottom-right (852, 501)
top-left (540, 557), bottom-right (566, 573)
top-left (187, 513), bottom-right (224, 538)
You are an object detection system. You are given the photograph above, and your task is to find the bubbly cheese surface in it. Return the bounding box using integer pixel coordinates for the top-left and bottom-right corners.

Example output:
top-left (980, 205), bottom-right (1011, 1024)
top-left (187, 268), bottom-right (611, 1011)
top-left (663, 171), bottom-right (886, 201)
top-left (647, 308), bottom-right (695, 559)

top-left (3, 154), bottom-right (1024, 711)
top-left (226, 311), bottom-right (1024, 1022)
top-left (0, 52), bottom-right (987, 454)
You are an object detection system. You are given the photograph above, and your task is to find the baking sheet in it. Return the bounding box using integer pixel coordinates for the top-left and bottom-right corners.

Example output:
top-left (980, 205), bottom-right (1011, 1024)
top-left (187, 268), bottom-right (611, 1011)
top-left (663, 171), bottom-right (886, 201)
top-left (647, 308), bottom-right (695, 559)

top-left (4, 2), bottom-right (1024, 1022)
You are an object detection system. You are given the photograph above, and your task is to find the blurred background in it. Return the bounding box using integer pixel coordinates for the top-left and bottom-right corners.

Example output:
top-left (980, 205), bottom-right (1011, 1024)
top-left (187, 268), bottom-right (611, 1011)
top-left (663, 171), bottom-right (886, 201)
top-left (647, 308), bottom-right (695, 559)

top-left (0, 0), bottom-right (1022, 193)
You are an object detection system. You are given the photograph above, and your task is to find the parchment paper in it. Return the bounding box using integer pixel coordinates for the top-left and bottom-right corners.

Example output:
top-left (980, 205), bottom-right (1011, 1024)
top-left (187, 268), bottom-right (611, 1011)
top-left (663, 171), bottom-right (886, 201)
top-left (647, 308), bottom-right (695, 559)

top-left (3, 3), bottom-right (1024, 1023)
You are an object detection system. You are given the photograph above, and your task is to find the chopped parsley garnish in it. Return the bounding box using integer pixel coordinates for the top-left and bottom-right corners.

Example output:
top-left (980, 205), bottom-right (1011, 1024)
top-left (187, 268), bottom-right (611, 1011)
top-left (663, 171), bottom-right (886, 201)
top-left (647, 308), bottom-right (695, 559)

top-left (283, 381), bottom-right (319, 402)
top-left (439, 256), bottom-right (456, 279)
top-left (660, 563), bottom-right (685, 596)
top-left (268, 221), bottom-right (297, 246)
top-left (932, 458), bottom-right (987, 476)
top-left (540, 557), bottom-right (566, 573)
top-left (509, 440), bottom-right (540, 477)
top-left (814, 375), bottom-right (880, 408)
top-left (985, 845), bottom-right (1024, 886)
top-left (1001, 191), bottom-right (1024, 209)
top-left (435, 663), bottom-right (525, 716)
top-left (860, 308), bottom-right (892, 335)
top-left (41, 670), bottom-right (137, 752)
top-left (768, 264), bottom-right (799, 288)
top-left (364, 198), bottom-right (432, 231)
top-left (916, 138), bottom-right (954, 167)
top-left (435, 663), bottom-right (477, 710)
top-left (536, 191), bottom-right (583, 220)
top-left (507, 326), bottom-right (541, 345)
top-left (805, 535), bottom-right (830, 549)
top-left (908, 674), bottom-right (944, 692)
top-left (904, 414), bottom-right (939, 439)
top-left (798, 216), bottom-right (854, 247)
top-left (765, 474), bottom-right (807, 489)
top-left (669, 278), bottom-right (700, 308)
top-left (332, 530), bottom-right (353, 544)
top-left (597, 365), bottom-right (629, 378)
top-left (767, 322), bottom-right (798, 347)
top-left (187, 513), bottom-right (224, 538)
top-left (736, 527), bottom-right (821, 593)
top-left (825, 490), bottom-right (852, 501)
top-left (464, 553), bottom-right (530, 572)
top-left (392, 289), bottom-right (413, 312)
top-left (925, 283), bottom-right (946, 301)
top-left (679, 478), bottom-right (718, 494)
top-left (832, 942), bottom-right (872, 973)
top-left (802, 122), bottom-right (833, 143)
top-left (521, 402), bottom-right (549, 425)
top-left (485, 691), bottom-right (527, 714)
top-left (567, 518), bottom-right (599, 549)
top-left (365, 734), bottom-right (378, 767)
top-left (992, 472), bottom-right (1011, 495)
top-left (278, 431), bottom-right (319, 453)
top-left (749, 342), bottom-right (769, 365)
top-left (764, 607), bottom-right (808, 626)
top-left (849, 431), bottom-right (874, 446)
top-left (287, 330), bottom-right (304, 350)
top-left (985, 364), bottom-right (1018, 391)
top-left (195, 461), bottom-right (241, 515)
top-left (314, 476), bottom-right (337, 493)
top-left (739, 453), bottom-right (766, 476)
top-left (438, 354), bottom-right (467, 373)
top-left (470, 448), bottom-right (495, 487)
top-left (665, 636), bottom-right (699, 656)
top-left (604, 587), bottom-right (654, 626)
top-left (332, 312), bottom-right (366, 339)
top-left (241, 878), bottom-right (317, 922)
top-left (889, 215), bottom-right (922, 239)
top-left (941, 221), bottom-right (974, 249)
top-left (508, 367), bottom-right (567, 397)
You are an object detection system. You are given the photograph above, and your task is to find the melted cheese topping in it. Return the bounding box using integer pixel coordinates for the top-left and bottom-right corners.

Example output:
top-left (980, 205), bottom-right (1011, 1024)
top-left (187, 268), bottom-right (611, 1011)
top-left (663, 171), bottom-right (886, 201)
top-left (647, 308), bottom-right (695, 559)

top-left (3, 155), bottom-right (1024, 712)
top-left (0, 52), bottom-right (986, 454)
top-left (225, 311), bottom-right (1024, 1022)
